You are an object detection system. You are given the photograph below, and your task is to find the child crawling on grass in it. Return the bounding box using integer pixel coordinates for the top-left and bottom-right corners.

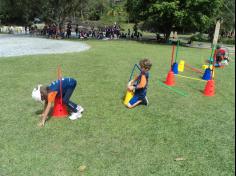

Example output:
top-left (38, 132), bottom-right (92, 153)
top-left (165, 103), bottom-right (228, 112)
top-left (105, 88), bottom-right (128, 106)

top-left (215, 45), bottom-right (230, 67)
top-left (32, 77), bottom-right (84, 127)
top-left (126, 58), bottom-right (152, 109)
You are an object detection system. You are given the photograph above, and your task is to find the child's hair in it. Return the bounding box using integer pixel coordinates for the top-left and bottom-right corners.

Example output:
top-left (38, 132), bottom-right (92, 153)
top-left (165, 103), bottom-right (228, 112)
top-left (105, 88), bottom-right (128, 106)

top-left (139, 58), bottom-right (152, 70)
top-left (40, 86), bottom-right (49, 101)
top-left (216, 45), bottom-right (221, 49)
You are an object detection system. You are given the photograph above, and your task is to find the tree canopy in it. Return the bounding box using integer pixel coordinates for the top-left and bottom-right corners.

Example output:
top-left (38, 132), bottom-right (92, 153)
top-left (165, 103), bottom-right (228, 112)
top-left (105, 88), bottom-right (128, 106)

top-left (126, 0), bottom-right (226, 40)
top-left (220, 0), bottom-right (235, 32)
top-left (0, 0), bottom-right (112, 25)
top-left (0, 0), bottom-right (235, 39)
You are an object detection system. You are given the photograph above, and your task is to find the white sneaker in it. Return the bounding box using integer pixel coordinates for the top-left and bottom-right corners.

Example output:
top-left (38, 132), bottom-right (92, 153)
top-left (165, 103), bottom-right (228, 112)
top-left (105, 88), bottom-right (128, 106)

top-left (69, 112), bottom-right (82, 120)
top-left (77, 105), bottom-right (84, 113)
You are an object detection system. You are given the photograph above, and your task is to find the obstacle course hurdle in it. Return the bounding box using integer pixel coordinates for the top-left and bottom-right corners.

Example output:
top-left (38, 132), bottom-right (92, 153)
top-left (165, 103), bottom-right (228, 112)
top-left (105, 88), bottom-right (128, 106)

top-left (52, 66), bottom-right (69, 118)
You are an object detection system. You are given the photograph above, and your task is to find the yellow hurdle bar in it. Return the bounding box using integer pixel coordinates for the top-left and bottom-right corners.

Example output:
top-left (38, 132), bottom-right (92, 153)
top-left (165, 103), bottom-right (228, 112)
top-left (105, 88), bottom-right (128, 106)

top-left (176, 74), bottom-right (207, 82)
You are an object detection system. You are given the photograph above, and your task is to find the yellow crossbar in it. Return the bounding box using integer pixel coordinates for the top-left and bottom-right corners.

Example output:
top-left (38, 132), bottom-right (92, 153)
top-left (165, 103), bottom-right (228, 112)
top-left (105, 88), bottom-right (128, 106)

top-left (176, 74), bottom-right (207, 82)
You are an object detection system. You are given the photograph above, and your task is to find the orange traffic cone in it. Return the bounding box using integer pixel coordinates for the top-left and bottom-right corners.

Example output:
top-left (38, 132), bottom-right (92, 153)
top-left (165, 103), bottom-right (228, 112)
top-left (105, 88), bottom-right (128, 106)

top-left (165, 70), bottom-right (175, 86)
top-left (52, 97), bottom-right (69, 118)
top-left (204, 80), bottom-right (215, 96)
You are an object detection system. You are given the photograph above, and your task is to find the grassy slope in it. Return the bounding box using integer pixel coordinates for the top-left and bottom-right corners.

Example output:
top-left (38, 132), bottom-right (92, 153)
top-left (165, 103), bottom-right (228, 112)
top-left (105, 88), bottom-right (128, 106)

top-left (0, 40), bottom-right (235, 176)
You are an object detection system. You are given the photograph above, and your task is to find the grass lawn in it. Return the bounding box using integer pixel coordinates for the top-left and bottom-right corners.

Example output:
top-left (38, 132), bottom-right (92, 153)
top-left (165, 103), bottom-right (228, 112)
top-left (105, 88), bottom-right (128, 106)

top-left (0, 40), bottom-right (235, 176)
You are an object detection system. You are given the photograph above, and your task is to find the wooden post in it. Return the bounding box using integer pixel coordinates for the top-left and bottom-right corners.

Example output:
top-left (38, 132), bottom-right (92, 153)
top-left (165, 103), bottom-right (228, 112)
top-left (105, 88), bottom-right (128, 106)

top-left (213, 20), bottom-right (221, 45)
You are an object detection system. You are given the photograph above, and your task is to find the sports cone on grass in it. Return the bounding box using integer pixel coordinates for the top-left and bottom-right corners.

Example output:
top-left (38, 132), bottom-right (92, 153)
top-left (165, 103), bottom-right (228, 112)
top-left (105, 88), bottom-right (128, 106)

top-left (204, 80), bottom-right (215, 96)
top-left (52, 96), bottom-right (69, 118)
top-left (165, 70), bottom-right (175, 86)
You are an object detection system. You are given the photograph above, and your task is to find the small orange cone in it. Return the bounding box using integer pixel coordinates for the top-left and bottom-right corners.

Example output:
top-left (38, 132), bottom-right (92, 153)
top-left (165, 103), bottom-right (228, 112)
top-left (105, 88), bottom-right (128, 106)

top-left (165, 70), bottom-right (175, 86)
top-left (52, 97), bottom-right (69, 118)
top-left (204, 80), bottom-right (215, 96)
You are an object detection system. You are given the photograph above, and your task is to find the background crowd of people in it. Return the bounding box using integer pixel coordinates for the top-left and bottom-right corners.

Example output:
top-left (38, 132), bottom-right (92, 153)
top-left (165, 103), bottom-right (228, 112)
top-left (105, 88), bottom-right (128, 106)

top-left (24, 22), bottom-right (143, 41)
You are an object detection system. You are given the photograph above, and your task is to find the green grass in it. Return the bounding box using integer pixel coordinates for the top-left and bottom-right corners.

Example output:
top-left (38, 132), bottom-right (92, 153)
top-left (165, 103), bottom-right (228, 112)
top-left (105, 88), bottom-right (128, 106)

top-left (0, 40), bottom-right (235, 176)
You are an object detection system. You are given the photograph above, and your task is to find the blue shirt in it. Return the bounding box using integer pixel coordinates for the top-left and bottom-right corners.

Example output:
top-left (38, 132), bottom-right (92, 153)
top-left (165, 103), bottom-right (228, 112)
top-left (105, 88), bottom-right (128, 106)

top-left (48, 77), bottom-right (77, 95)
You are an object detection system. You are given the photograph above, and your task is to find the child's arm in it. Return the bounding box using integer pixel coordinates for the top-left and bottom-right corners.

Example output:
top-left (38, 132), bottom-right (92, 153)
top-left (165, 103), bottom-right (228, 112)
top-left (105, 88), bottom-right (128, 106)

top-left (38, 102), bottom-right (52, 127)
top-left (127, 75), bottom-right (139, 90)
top-left (135, 74), bottom-right (147, 90)
top-left (40, 101), bottom-right (48, 117)
top-left (38, 92), bottom-right (57, 127)
top-left (128, 74), bottom-right (147, 91)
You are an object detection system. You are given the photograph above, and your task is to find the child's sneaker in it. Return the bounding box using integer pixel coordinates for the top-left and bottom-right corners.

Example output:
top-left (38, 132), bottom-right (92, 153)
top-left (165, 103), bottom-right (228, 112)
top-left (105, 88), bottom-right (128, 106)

top-left (76, 105), bottom-right (84, 113)
top-left (69, 112), bottom-right (82, 120)
top-left (142, 96), bottom-right (149, 106)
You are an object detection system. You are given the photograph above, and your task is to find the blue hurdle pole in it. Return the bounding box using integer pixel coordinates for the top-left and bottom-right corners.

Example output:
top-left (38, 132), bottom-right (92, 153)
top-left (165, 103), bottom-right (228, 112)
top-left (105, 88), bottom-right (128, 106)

top-left (129, 64), bottom-right (141, 81)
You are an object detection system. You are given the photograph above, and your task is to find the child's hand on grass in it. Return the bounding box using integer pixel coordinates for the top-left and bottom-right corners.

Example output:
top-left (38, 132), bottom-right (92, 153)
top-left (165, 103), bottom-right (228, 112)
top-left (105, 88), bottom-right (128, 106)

top-left (38, 120), bottom-right (45, 127)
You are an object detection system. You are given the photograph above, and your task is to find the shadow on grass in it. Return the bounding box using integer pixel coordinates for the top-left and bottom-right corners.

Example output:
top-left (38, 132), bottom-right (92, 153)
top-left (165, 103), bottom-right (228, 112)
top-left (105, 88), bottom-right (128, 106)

top-left (132, 38), bottom-right (194, 49)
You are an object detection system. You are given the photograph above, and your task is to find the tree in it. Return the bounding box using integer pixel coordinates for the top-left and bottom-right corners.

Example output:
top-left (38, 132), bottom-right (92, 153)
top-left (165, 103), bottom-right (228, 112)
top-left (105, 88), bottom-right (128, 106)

top-left (40, 0), bottom-right (79, 25)
top-left (0, 0), bottom-right (27, 24)
top-left (220, 0), bottom-right (235, 35)
top-left (0, 0), bottom-right (45, 25)
top-left (78, 0), bottom-right (109, 21)
top-left (0, 0), bottom-right (109, 25)
top-left (126, 0), bottom-right (224, 41)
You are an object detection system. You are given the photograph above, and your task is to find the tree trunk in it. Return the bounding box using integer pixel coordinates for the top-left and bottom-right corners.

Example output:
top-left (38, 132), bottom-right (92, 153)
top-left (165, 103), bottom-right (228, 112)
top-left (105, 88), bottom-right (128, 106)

top-left (81, 10), bottom-right (84, 21)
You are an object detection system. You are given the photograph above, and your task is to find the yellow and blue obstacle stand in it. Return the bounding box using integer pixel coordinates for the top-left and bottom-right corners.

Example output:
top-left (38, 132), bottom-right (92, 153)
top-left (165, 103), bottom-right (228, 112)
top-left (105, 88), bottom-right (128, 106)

top-left (202, 63), bottom-right (215, 80)
top-left (203, 56), bottom-right (214, 70)
top-left (124, 64), bottom-right (141, 106)
top-left (178, 60), bottom-right (185, 72)
top-left (202, 67), bottom-right (215, 80)
top-left (172, 62), bottom-right (179, 74)
top-left (123, 90), bottom-right (134, 105)
top-left (172, 40), bottom-right (181, 74)
top-left (202, 64), bottom-right (213, 70)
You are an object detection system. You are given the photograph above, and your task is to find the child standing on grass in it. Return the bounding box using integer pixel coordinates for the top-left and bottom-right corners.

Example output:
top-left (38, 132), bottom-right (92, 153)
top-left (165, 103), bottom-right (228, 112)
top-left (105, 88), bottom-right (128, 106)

top-left (126, 58), bottom-right (152, 109)
top-left (32, 77), bottom-right (84, 127)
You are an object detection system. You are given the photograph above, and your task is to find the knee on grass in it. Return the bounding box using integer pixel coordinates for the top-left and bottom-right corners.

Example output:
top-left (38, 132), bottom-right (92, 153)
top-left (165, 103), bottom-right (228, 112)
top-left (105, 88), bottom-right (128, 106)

top-left (126, 103), bottom-right (134, 109)
top-left (126, 100), bottom-right (142, 109)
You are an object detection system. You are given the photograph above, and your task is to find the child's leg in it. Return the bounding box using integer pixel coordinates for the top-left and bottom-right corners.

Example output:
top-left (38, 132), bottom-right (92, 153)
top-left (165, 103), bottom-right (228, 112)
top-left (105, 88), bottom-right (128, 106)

top-left (141, 96), bottom-right (149, 106)
top-left (127, 95), bottom-right (142, 109)
top-left (62, 87), bottom-right (78, 113)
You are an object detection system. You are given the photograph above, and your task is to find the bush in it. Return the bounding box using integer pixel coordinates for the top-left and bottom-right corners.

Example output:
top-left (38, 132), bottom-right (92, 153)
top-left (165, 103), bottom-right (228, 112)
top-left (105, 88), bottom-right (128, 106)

top-left (190, 33), bottom-right (210, 42)
top-left (88, 11), bottom-right (101, 21)
top-left (219, 38), bottom-right (235, 45)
